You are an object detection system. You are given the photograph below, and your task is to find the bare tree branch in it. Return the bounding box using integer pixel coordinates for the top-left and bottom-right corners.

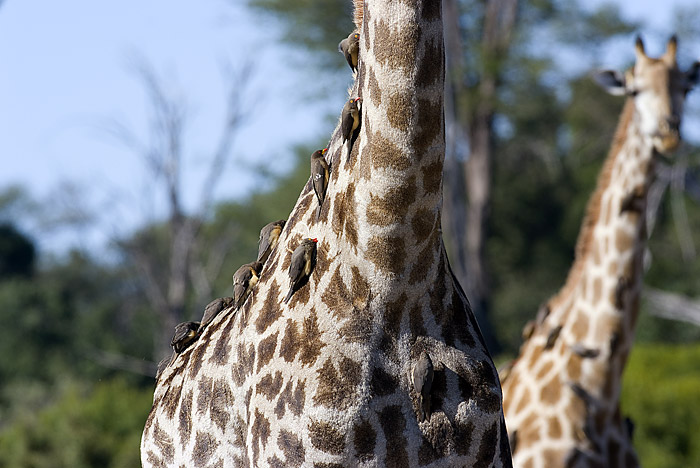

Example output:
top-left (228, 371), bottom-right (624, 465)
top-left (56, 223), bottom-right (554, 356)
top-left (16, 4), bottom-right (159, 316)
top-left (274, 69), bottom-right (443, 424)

top-left (644, 287), bottom-right (700, 327)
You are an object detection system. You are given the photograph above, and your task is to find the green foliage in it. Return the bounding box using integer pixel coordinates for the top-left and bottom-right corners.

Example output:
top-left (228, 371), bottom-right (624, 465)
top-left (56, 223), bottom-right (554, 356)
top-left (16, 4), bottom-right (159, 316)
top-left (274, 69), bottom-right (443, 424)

top-left (621, 344), bottom-right (700, 467)
top-left (0, 224), bottom-right (35, 278)
top-left (0, 379), bottom-right (153, 468)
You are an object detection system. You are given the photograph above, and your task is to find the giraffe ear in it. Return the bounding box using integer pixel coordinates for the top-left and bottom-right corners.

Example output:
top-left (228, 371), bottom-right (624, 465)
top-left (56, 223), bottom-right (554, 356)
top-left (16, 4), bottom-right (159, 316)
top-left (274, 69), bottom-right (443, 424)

top-left (592, 70), bottom-right (628, 96)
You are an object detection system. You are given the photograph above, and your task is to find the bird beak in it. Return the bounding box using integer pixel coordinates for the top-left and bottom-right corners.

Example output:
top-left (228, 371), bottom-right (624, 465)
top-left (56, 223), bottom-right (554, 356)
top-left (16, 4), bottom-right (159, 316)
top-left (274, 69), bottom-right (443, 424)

top-left (311, 238), bottom-right (318, 243)
top-left (322, 148), bottom-right (328, 155)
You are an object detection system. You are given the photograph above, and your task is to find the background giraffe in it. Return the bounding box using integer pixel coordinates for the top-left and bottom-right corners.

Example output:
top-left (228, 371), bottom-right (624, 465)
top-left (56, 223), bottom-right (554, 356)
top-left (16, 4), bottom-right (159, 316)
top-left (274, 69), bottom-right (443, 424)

top-left (500, 37), bottom-right (700, 467)
top-left (141, 1), bottom-right (512, 466)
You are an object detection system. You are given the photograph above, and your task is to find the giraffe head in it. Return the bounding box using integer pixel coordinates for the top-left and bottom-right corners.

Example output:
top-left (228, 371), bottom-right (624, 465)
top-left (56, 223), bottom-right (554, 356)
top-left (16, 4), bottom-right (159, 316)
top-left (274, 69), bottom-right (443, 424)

top-left (594, 35), bottom-right (700, 154)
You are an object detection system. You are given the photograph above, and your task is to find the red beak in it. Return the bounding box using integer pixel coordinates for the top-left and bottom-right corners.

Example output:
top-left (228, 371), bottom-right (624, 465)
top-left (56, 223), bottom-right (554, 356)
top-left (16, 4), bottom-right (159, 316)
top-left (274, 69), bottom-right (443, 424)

top-left (311, 238), bottom-right (318, 243)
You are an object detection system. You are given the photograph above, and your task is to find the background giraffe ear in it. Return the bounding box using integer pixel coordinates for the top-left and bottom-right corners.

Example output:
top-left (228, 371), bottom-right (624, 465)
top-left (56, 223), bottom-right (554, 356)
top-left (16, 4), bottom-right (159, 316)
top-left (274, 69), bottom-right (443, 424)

top-left (686, 61), bottom-right (700, 89)
top-left (591, 70), bottom-right (628, 96)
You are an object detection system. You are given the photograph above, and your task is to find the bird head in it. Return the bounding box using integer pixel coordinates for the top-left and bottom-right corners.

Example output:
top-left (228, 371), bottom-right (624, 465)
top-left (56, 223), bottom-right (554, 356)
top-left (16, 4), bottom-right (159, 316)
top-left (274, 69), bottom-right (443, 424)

top-left (322, 148), bottom-right (328, 155)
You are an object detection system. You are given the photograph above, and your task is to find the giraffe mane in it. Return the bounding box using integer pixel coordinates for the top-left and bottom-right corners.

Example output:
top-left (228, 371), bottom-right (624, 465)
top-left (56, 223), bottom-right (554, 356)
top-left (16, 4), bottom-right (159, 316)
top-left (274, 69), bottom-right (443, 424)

top-left (353, 0), bottom-right (364, 31)
top-left (549, 98), bottom-right (635, 310)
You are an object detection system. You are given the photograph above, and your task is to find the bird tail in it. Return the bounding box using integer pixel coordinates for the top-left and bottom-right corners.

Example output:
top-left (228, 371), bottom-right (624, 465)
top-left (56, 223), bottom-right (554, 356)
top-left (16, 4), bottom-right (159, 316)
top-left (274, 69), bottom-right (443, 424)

top-left (284, 287), bottom-right (294, 304)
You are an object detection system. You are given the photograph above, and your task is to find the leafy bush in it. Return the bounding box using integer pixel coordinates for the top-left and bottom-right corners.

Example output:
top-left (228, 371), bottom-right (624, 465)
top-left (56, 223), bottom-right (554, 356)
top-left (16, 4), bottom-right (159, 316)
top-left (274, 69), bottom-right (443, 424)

top-left (621, 343), bottom-right (700, 468)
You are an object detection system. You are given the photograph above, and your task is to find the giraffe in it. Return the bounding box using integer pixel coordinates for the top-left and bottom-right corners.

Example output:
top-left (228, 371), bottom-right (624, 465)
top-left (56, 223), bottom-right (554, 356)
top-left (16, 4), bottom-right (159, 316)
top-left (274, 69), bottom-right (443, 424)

top-left (141, 1), bottom-right (512, 467)
top-left (499, 36), bottom-right (700, 467)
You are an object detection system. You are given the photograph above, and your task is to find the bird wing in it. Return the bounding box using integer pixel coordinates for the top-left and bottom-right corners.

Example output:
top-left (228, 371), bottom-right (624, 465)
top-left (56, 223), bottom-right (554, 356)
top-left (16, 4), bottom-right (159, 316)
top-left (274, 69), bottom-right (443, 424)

top-left (288, 248), bottom-right (307, 286)
top-left (257, 225), bottom-right (273, 262)
top-left (341, 108), bottom-right (353, 142)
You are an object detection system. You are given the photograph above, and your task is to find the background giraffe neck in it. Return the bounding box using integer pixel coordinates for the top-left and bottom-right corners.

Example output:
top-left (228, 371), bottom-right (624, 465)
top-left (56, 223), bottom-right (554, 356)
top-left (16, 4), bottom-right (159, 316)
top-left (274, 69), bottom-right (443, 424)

top-left (548, 98), bottom-right (654, 360)
top-left (325, 0), bottom-right (445, 279)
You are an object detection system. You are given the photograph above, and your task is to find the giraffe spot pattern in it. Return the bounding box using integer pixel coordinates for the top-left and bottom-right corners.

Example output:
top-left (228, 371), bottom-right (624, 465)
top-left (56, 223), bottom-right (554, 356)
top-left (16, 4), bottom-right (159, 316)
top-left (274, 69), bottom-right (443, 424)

top-left (251, 408), bottom-right (271, 466)
top-left (411, 207), bottom-right (435, 243)
top-left (192, 430), bottom-right (219, 467)
top-left (256, 280), bottom-right (282, 334)
top-left (256, 331), bottom-right (279, 372)
top-left (277, 429), bottom-right (306, 467)
top-left (256, 370), bottom-right (284, 401)
top-left (416, 36), bottom-right (443, 89)
top-left (366, 175), bottom-right (417, 226)
top-left (386, 91), bottom-right (413, 132)
top-left (178, 390), bottom-right (193, 446)
top-left (232, 342), bottom-right (255, 386)
top-left (384, 292), bottom-right (407, 334)
top-left (210, 380), bottom-right (232, 432)
top-left (408, 240), bottom-right (437, 284)
top-left (153, 421), bottom-right (175, 464)
top-left (366, 235), bottom-right (406, 274)
top-left (370, 364), bottom-right (399, 396)
top-left (373, 18), bottom-right (419, 71)
top-left (279, 319), bottom-right (301, 363)
top-left (454, 420), bottom-right (474, 456)
top-left (208, 328), bottom-right (230, 366)
top-left (413, 98), bottom-right (443, 155)
top-left (408, 302), bottom-right (427, 336)
top-left (274, 379), bottom-right (306, 418)
top-left (308, 420), bottom-right (346, 455)
top-left (368, 67), bottom-right (382, 106)
top-left (421, 158), bottom-right (442, 194)
top-left (299, 310), bottom-right (326, 366)
top-left (321, 266), bottom-right (351, 316)
top-left (366, 122), bottom-right (412, 171)
top-left (314, 356), bottom-right (362, 410)
top-left (163, 382), bottom-right (183, 420)
top-left (353, 419), bottom-right (376, 463)
top-left (378, 405), bottom-right (409, 468)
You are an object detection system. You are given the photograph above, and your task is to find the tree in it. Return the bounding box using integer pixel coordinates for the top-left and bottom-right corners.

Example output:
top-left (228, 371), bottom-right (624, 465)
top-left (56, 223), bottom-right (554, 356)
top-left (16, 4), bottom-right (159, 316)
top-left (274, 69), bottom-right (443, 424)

top-left (105, 58), bottom-right (255, 358)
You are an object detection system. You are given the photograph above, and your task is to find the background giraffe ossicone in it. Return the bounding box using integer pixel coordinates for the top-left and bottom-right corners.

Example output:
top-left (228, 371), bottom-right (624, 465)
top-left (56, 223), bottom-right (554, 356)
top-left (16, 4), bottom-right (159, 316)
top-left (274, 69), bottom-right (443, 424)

top-left (500, 36), bottom-right (700, 468)
top-left (141, 1), bottom-right (512, 466)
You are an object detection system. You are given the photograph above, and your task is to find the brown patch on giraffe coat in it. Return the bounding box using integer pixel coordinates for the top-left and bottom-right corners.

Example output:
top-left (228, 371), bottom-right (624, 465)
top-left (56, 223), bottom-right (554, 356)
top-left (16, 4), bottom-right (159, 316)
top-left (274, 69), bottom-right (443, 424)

top-left (314, 356), bottom-right (362, 409)
top-left (208, 329), bottom-right (230, 366)
top-left (300, 310), bottom-right (325, 366)
top-left (251, 409), bottom-right (271, 465)
top-left (232, 342), bottom-right (255, 386)
top-left (455, 420), bottom-right (474, 455)
top-left (411, 207), bottom-right (435, 242)
top-left (153, 421), bottom-right (175, 464)
top-left (367, 125), bottom-right (411, 171)
top-left (286, 192), bottom-right (314, 233)
top-left (368, 67), bottom-right (382, 106)
top-left (378, 405), bottom-right (409, 468)
top-left (370, 364), bottom-right (399, 396)
top-left (256, 331), bottom-right (279, 372)
top-left (322, 266), bottom-right (351, 317)
top-left (514, 387), bottom-right (531, 415)
top-left (353, 419), bottom-right (376, 463)
top-left (188, 337), bottom-right (209, 380)
top-left (386, 91), bottom-right (413, 132)
top-left (196, 377), bottom-right (213, 416)
top-left (332, 184), bottom-right (359, 248)
top-left (162, 382), bottom-right (183, 420)
top-left (256, 370), bottom-right (284, 401)
top-left (409, 302), bottom-right (427, 336)
top-left (549, 416), bottom-right (563, 439)
top-left (193, 430), bottom-right (219, 467)
top-left (567, 353), bottom-right (582, 381)
top-left (211, 379), bottom-right (233, 432)
top-left (416, 37), bottom-right (443, 89)
top-left (413, 98), bottom-right (443, 156)
top-left (536, 360), bottom-right (554, 380)
top-left (351, 265), bottom-right (370, 300)
top-left (373, 18), bottom-right (419, 71)
top-left (421, 158), bottom-right (443, 196)
top-left (366, 235), bottom-right (406, 274)
top-left (309, 420), bottom-right (346, 455)
top-left (615, 227), bottom-right (634, 253)
top-left (314, 240), bottom-right (331, 280)
top-left (366, 176), bottom-right (417, 226)
top-left (256, 280), bottom-right (282, 333)
top-left (145, 450), bottom-right (164, 467)
top-left (549, 101), bottom-right (636, 311)
top-left (475, 422), bottom-right (499, 467)
top-left (178, 390), bottom-right (193, 446)
top-left (408, 240), bottom-right (437, 285)
top-left (541, 375), bottom-right (562, 403)
top-left (279, 319), bottom-right (301, 363)
top-left (421, 0), bottom-right (441, 21)
top-left (275, 379), bottom-right (306, 418)
top-left (570, 309), bottom-right (589, 341)
top-left (592, 276), bottom-right (603, 304)
top-left (384, 292), bottom-right (407, 334)
top-left (277, 429), bottom-right (306, 467)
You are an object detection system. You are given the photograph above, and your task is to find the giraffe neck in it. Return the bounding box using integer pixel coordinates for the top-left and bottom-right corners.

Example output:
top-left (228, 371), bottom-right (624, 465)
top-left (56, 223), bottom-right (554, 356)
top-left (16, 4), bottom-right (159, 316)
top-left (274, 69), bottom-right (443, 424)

top-left (550, 98), bottom-right (654, 374)
top-left (501, 99), bottom-right (652, 467)
top-left (326, 0), bottom-right (445, 289)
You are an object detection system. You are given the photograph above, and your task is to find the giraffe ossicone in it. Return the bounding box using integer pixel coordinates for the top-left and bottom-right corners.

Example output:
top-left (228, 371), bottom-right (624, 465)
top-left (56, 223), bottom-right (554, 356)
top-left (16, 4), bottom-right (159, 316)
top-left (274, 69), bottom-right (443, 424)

top-left (501, 35), bottom-right (699, 468)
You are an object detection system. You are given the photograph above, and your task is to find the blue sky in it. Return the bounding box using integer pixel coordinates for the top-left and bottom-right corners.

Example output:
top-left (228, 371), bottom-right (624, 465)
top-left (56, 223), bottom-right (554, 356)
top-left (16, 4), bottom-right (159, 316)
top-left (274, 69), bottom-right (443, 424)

top-left (0, 0), bottom-right (698, 253)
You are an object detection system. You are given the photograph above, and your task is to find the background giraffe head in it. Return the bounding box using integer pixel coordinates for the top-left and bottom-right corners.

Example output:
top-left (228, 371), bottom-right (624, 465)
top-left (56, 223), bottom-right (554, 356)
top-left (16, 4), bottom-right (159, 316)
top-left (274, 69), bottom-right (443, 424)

top-left (593, 36), bottom-right (700, 153)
